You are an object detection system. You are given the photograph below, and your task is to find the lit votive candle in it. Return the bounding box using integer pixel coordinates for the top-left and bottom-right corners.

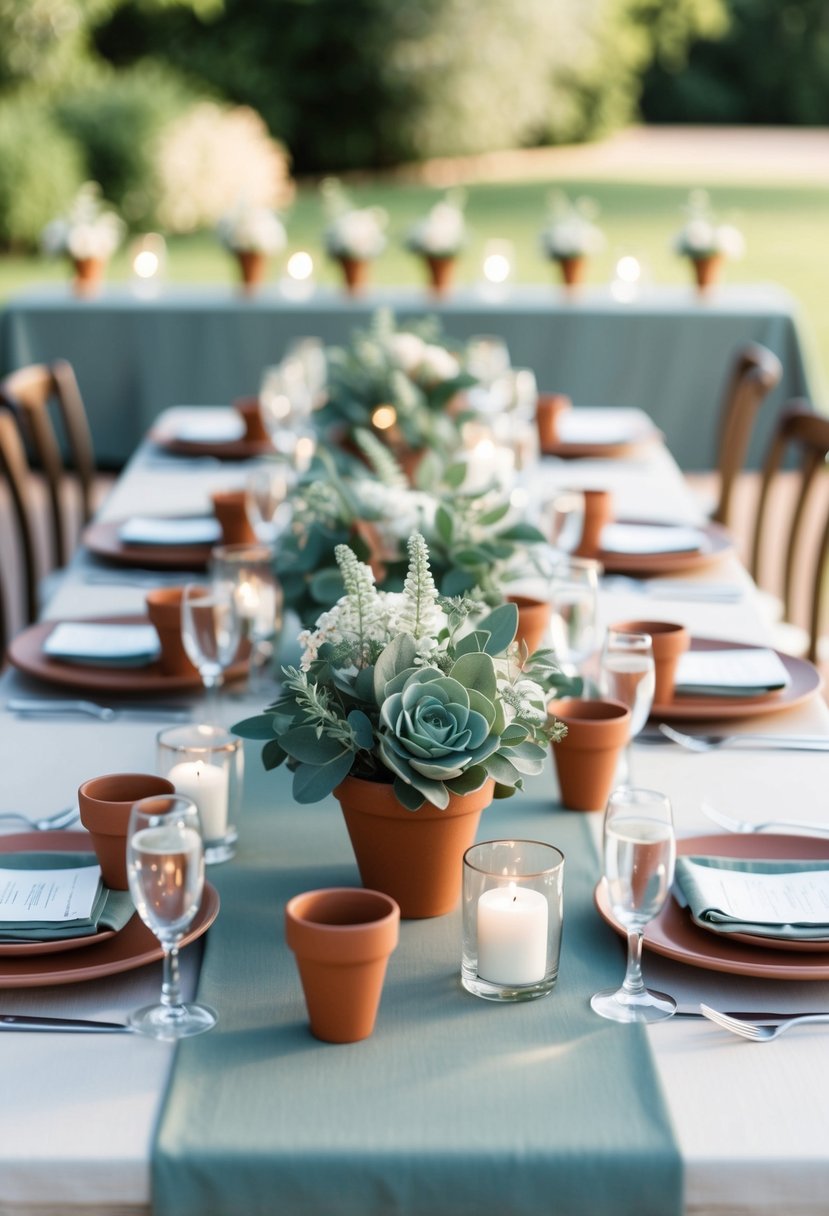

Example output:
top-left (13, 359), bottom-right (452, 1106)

top-left (166, 760), bottom-right (229, 843)
top-left (477, 883), bottom-right (548, 986)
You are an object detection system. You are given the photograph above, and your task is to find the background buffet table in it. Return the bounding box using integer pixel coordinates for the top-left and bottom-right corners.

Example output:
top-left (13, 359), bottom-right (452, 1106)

top-left (0, 283), bottom-right (816, 469)
top-left (0, 412), bottom-right (827, 1214)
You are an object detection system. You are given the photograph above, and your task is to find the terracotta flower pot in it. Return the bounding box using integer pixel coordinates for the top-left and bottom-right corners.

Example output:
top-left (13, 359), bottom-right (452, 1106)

top-left (690, 254), bottom-right (723, 291)
top-left (145, 586), bottom-right (199, 677)
top-left (78, 773), bottom-right (175, 889)
top-left (285, 887), bottom-right (400, 1043)
top-left (548, 698), bottom-right (631, 812)
top-left (235, 249), bottom-right (268, 293)
top-left (536, 393), bottom-right (572, 451)
top-left (574, 489), bottom-right (614, 559)
top-left (336, 256), bottom-right (370, 296)
top-left (508, 595), bottom-right (552, 656)
top-left (71, 256), bottom-right (106, 297)
top-left (334, 776), bottom-right (495, 919)
top-left (211, 489), bottom-right (257, 545)
top-left (554, 255), bottom-right (586, 288)
top-left (423, 254), bottom-right (456, 296)
top-left (233, 396), bottom-right (269, 442)
top-left (610, 619), bottom-right (691, 706)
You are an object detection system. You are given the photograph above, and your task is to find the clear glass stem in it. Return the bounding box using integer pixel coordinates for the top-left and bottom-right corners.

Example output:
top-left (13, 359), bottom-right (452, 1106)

top-left (160, 943), bottom-right (184, 1015)
top-left (621, 928), bottom-right (646, 997)
top-left (202, 672), bottom-right (222, 724)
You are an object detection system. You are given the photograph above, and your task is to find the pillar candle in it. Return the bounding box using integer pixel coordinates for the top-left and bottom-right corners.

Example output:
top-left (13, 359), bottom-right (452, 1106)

top-left (477, 883), bottom-right (548, 985)
top-left (166, 760), bottom-right (228, 842)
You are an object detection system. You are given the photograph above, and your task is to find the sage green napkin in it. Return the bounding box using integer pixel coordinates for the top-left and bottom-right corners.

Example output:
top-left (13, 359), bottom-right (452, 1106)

top-left (675, 854), bottom-right (829, 941)
top-left (0, 852), bottom-right (134, 941)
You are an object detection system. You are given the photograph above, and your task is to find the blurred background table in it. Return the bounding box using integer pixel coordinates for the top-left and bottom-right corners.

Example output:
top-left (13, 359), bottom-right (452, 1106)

top-left (0, 282), bottom-right (813, 469)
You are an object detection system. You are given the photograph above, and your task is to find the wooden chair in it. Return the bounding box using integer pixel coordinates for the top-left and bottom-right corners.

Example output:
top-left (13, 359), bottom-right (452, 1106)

top-left (0, 401), bottom-right (41, 641)
top-left (749, 400), bottom-right (829, 664)
top-left (0, 360), bottom-right (99, 570)
top-left (709, 342), bottom-right (783, 528)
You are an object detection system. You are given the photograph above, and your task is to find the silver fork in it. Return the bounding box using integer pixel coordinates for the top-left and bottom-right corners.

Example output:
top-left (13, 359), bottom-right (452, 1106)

top-left (701, 799), bottom-right (829, 837)
top-left (7, 699), bottom-right (192, 723)
top-left (0, 807), bottom-right (79, 831)
top-left (658, 723), bottom-right (829, 752)
top-left (700, 1004), bottom-right (829, 1041)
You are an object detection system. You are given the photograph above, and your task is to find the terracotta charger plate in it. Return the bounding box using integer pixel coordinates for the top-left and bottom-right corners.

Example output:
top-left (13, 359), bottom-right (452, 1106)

top-left (541, 427), bottom-right (662, 460)
top-left (595, 833), bottom-right (829, 979)
top-left (0, 833), bottom-right (219, 986)
top-left (149, 427), bottom-right (275, 461)
top-left (598, 520), bottom-right (732, 576)
top-left (83, 519), bottom-right (214, 571)
top-left (7, 614), bottom-right (249, 695)
top-left (652, 637), bottom-right (822, 722)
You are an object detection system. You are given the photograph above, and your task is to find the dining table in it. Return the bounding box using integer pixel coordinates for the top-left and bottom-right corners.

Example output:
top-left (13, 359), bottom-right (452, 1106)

top-left (0, 403), bottom-right (828, 1216)
top-left (0, 281), bottom-right (817, 470)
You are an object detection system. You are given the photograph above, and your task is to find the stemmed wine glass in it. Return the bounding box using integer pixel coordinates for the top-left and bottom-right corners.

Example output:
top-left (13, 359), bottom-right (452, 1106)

top-left (546, 555), bottom-right (599, 678)
top-left (245, 463), bottom-right (293, 547)
top-left (598, 629), bottom-right (655, 783)
top-left (211, 543), bottom-right (283, 692)
top-left (543, 489), bottom-right (585, 556)
top-left (181, 581), bottom-right (242, 721)
top-left (126, 794), bottom-right (217, 1039)
top-left (591, 787), bottom-right (676, 1024)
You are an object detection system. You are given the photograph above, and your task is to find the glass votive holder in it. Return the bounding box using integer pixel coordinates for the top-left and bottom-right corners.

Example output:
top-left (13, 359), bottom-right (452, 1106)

top-left (462, 840), bottom-right (565, 1002)
top-left (157, 724), bottom-right (244, 864)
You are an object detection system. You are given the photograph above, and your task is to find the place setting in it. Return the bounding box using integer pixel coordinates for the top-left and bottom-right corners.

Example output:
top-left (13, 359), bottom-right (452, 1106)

top-left (536, 399), bottom-right (663, 459)
top-left (147, 402), bottom-right (276, 461)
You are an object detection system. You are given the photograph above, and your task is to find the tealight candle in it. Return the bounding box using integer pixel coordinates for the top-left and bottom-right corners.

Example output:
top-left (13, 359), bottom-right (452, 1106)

top-left (477, 883), bottom-right (548, 986)
top-left (157, 724), bottom-right (243, 864)
top-left (166, 759), bottom-right (229, 843)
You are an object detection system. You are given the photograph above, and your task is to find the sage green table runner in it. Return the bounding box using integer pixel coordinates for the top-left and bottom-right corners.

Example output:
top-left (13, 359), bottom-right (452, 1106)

top-left (152, 756), bottom-right (682, 1216)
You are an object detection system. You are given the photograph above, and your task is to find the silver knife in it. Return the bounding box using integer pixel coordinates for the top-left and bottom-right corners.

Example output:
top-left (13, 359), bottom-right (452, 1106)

top-left (7, 699), bottom-right (192, 723)
top-left (0, 1013), bottom-right (131, 1033)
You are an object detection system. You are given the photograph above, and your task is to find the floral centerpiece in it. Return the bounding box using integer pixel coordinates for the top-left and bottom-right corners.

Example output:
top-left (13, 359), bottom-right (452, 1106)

top-left (234, 534), bottom-right (569, 916)
top-left (673, 190), bottom-right (745, 289)
top-left (321, 178), bottom-right (388, 293)
top-left (217, 199), bottom-right (286, 291)
top-left (316, 309), bottom-right (476, 470)
top-left (539, 191), bottom-right (605, 287)
top-left (404, 190), bottom-right (466, 294)
top-left (41, 182), bottom-right (125, 295)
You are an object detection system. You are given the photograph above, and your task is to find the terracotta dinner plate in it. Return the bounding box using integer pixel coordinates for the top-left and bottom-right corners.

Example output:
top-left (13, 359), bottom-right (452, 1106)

top-left (598, 520), bottom-right (732, 576)
top-left (83, 519), bottom-right (214, 571)
top-left (541, 428), bottom-right (662, 460)
top-left (149, 428), bottom-right (275, 461)
top-left (651, 637), bottom-right (821, 722)
top-left (595, 834), bottom-right (829, 978)
top-left (7, 615), bottom-right (248, 695)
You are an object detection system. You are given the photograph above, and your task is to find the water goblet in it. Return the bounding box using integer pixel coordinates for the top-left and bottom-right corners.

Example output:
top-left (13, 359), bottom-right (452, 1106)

top-left (180, 581), bottom-right (242, 721)
top-left (465, 334), bottom-right (511, 386)
top-left (245, 463), bottom-right (293, 546)
top-left (126, 794), bottom-right (217, 1039)
top-left (546, 555), bottom-right (599, 677)
top-left (590, 787), bottom-right (676, 1024)
top-left (211, 542), bottom-right (283, 692)
top-left (543, 489), bottom-right (585, 556)
top-left (598, 628), bottom-right (655, 783)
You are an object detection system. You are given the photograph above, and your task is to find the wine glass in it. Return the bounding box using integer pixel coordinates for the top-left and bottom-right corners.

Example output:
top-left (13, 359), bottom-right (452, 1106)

top-left (591, 787), bottom-right (676, 1024)
top-left (181, 581), bottom-right (242, 721)
top-left (543, 489), bottom-right (585, 556)
top-left (245, 463), bottom-right (293, 546)
top-left (465, 334), bottom-right (511, 386)
top-left (546, 555), bottom-right (599, 677)
top-left (126, 794), bottom-right (217, 1039)
top-left (211, 543), bottom-right (283, 692)
top-left (598, 628), bottom-right (655, 783)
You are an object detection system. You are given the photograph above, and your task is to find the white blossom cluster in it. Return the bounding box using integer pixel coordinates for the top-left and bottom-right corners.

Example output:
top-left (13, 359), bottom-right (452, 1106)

top-left (217, 200), bottom-right (286, 254)
top-left (539, 193), bottom-right (605, 259)
top-left (382, 330), bottom-right (461, 385)
top-left (298, 586), bottom-right (448, 670)
top-left (41, 183), bottom-right (124, 260)
top-left (405, 196), bottom-right (466, 257)
top-left (673, 190), bottom-right (745, 259)
top-left (353, 480), bottom-right (438, 546)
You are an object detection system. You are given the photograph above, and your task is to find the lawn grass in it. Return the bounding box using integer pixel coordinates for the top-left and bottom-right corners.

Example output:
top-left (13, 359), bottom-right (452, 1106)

top-left (2, 175), bottom-right (827, 393)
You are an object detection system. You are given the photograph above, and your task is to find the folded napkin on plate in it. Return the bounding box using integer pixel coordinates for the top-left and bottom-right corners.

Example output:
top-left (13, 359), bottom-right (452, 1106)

top-left (44, 622), bottom-right (161, 668)
top-left (171, 411), bottom-right (246, 445)
top-left (118, 516), bottom-right (222, 546)
top-left (675, 854), bottom-right (829, 941)
top-left (557, 415), bottom-right (640, 446)
top-left (600, 523), bottom-right (707, 555)
top-left (0, 852), bottom-right (134, 941)
top-left (673, 647), bottom-right (790, 696)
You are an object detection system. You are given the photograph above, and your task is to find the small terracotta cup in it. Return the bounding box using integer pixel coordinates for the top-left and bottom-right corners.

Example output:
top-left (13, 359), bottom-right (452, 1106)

top-left (573, 489), bottom-right (614, 559)
top-left (536, 393), bottom-right (572, 451)
top-left (78, 773), bottom-right (175, 889)
top-left (233, 396), bottom-right (269, 443)
top-left (507, 594), bottom-right (552, 657)
top-left (285, 887), bottom-right (400, 1043)
top-left (211, 489), bottom-right (257, 545)
top-left (548, 698), bottom-right (631, 812)
top-left (145, 586), bottom-right (198, 677)
top-left (611, 620), bottom-right (691, 706)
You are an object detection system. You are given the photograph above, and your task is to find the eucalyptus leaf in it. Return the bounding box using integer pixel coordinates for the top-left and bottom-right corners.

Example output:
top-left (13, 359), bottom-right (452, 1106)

top-left (282, 725), bottom-right (354, 764)
top-left (231, 714), bottom-right (278, 740)
top-left (449, 651), bottom-right (497, 700)
top-left (476, 602), bottom-right (519, 655)
top-left (292, 752), bottom-right (355, 803)
top-left (262, 738), bottom-right (287, 771)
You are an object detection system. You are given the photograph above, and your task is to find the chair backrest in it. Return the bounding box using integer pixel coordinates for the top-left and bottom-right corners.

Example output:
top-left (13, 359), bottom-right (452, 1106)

top-left (0, 360), bottom-right (96, 568)
top-left (711, 342), bottom-right (783, 527)
top-left (750, 400), bottom-right (829, 664)
top-left (0, 402), bottom-right (40, 631)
